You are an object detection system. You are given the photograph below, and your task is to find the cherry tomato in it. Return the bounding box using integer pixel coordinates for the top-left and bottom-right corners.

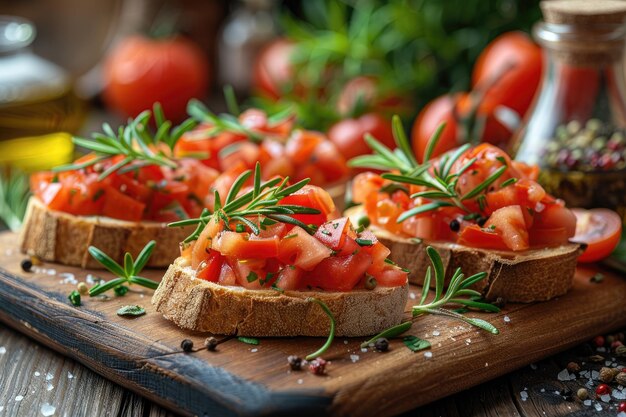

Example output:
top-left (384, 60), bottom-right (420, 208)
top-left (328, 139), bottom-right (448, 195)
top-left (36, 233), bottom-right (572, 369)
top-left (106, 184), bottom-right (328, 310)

top-left (328, 113), bottom-right (394, 161)
top-left (472, 31), bottom-right (543, 119)
top-left (252, 38), bottom-right (295, 100)
top-left (336, 76), bottom-right (412, 117)
top-left (103, 35), bottom-right (210, 122)
top-left (571, 208), bottom-right (622, 263)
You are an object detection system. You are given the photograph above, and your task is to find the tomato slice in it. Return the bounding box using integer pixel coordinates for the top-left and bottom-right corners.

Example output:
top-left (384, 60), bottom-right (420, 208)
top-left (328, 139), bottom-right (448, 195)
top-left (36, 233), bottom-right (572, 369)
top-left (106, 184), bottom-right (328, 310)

top-left (484, 205), bottom-right (529, 251)
top-left (102, 185), bottom-right (145, 222)
top-left (212, 232), bottom-right (279, 259)
top-left (278, 185), bottom-right (335, 227)
top-left (196, 250), bottom-right (223, 282)
top-left (305, 251), bottom-right (373, 291)
top-left (313, 217), bottom-right (350, 250)
top-left (274, 266), bottom-right (303, 290)
top-left (371, 266), bottom-right (408, 287)
top-left (571, 208), bottom-right (622, 263)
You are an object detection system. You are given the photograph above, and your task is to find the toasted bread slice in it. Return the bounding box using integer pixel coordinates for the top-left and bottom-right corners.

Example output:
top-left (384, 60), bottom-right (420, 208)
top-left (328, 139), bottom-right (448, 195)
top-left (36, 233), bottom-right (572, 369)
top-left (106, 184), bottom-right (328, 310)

top-left (152, 257), bottom-right (409, 337)
top-left (346, 206), bottom-right (583, 303)
top-left (19, 197), bottom-right (190, 269)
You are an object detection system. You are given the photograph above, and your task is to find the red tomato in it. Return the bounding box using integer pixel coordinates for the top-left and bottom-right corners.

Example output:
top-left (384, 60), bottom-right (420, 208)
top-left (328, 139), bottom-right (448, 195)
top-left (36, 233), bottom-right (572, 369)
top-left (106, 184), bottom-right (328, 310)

top-left (314, 217), bottom-right (350, 251)
top-left (103, 35), bottom-right (210, 122)
top-left (336, 76), bottom-right (412, 117)
top-left (305, 251), bottom-right (372, 291)
top-left (274, 266), bottom-right (303, 291)
top-left (252, 38), bottom-right (295, 100)
top-left (327, 113), bottom-right (395, 161)
top-left (571, 209), bottom-right (622, 263)
top-left (306, 140), bottom-right (349, 184)
top-left (212, 232), bottom-right (279, 259)
top-left (371, 266), bottom-right (408, 287)
top-left (277, 226), bottom-right (333, 271)
top-left (485, 179), bottom-right (546, 214)
top-left (278, 185), bottom-right (335, 227)
top-left (191, 218), bottom-right (223, 269)
top-left (457, 225), bottom-right (509, 251)
top-left (101, 185), bottom-right (145, 222)
top-left (484, 205), bottom-right (529, 251)
top-left (196, 250), bottom-right (223, 282)
top-left (217, 262), bottom-right (237, 286)
top-left (472, 31), bottom-right (543, 119)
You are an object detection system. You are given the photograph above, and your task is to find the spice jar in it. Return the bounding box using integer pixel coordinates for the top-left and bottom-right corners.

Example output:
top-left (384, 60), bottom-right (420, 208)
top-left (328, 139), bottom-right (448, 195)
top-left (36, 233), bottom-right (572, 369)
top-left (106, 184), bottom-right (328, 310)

top-left (511, 0), bottom-right (626, 220)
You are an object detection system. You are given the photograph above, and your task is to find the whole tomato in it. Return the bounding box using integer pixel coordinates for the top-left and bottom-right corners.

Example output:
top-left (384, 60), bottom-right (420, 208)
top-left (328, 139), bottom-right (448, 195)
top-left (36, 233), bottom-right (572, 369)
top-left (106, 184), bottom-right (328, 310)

top-left (411, 93), bottom-right (512, 163)
top-left (103, 35), bottom-right (210, 122)
top-left (336, 76), bottom-right (412, 117)
top-left (472, 31), bottom-right (543, 119)
top-left (252, 38), bottom-right (295, 100)
top-left (328, 113), bottom-right (394, 161)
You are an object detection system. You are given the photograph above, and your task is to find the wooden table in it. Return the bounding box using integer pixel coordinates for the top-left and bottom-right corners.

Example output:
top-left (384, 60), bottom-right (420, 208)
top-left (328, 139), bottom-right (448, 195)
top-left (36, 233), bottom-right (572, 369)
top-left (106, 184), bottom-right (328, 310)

top-left (1, 321), bottom-right (624, 416)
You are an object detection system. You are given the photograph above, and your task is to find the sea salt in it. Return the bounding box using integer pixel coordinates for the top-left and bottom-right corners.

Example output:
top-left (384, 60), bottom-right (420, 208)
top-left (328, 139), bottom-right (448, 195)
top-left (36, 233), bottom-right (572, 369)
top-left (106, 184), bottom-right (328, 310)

top-left (343, 340), bottom-right (348, 345)
top-left (34, 371), bottom-right (40, 377)
top-left (350, 355), bottom-right (360, 363)
top-left (59, 273), bottom-right (77, 284)
top-left (0, 406), bottom-right (4, 412)
top-left (67, 372), bottom-right (74, 379)
top-left (600, 394), bottom-right (611, 402)
top-left (46, 269), bottom-right (56, 276)
top-left (485, 362), bottom-right (488, 367)
top-left (297, 379), bottom-right (303, 384)
top-left (409, 292), bottom-right (416, 300)
top-left (361, 348), bottom-right (368, 353)
top-left (46, 382), bottom-right (54, 391)
top-left (530, 363), bottom-right (538, 370)
top-left (594, 402), bottom-right (603, 411)
top-left (583, 400), bottom-right (592, 406)
top-left (503, 315), bottom-right (511, 323)
top-left (15, 395), bottom-right (23, 401)
top-left (46, 372), bottom-right (54, 381)
top-left (424, 351), bottom-right (432, 359)
top-left (520, 391), bottom-right (528, 401)
top-left (540, 388), bottom-right (545, 393)
top-left (250, 348), bottom-right (258, 353)
top-left (432, 330), bottom-right (440, 336)
top-left (597, 347), bottom-right (607, 353)
top-left (0, 346), bottom-right (6, 354)
top-left (613, 390), bottom-right (626, 400)
top-left (86, 274), bottom-right (97, 284)
top-left (618, 412), bottom-right (626, 417)
top-left (557, 369), bottom-right (576, 381)
top-left (591, 370), bottom-right (599, 380)
top-left (41, 403), bottom-right (55, 416)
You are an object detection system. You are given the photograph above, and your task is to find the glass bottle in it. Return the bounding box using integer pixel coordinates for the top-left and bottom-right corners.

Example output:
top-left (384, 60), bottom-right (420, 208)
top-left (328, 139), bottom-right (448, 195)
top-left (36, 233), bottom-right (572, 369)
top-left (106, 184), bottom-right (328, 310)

top-left (0, 15), bottom-right (85, 141)
top-left (511, 1), bottom-right (626, 219)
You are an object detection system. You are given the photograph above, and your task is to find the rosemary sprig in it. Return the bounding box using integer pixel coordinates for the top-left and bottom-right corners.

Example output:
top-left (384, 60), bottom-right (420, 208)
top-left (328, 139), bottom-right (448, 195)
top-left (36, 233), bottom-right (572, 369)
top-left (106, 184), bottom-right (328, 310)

top-left (169, 162), bottom-right (320, 242)
top-left (53, 103), bottom-right (197, 180)
top-left (87, 240), bottom-right (160, 297)
top-left (350, 115), bottom-right (512, 221)
top-left (305, 297), bottom-right (335, 360)
top-left (0, 170), bottom-right (30, 232)
top-left (362, 246), bottom-right (499, 345)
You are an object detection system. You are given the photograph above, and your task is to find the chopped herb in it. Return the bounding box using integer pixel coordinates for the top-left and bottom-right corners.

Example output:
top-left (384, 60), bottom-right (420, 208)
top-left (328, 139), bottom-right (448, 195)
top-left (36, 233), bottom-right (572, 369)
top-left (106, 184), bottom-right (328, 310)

top-left (590, 273), bottom-right (604, 283)
top-left (236, 224), bottom-right (245, 233)
top-left (495, 156), bottom-right (508, 165)
top-left (360, 321), bottom-right (413, 348)
top-left (116, 305), bottom-right (146, 317)
top-left (284, 233), bottom-right (297, 239)
top-left (410, 238), bottom-right (423, 245)
top-left (92, 189), bottom-right (105, 202)
top-left (238, 336), bottom-right (260, 345)
top-left (321, 230), bottom-right (331, 236)
top-left (355, 238), bottom-right (373, 246)
top-left (384, 258), bottom-right (396, 265)
top-left (357, 215), bottom-right (371, 229)
top-left (332, 223), bottom-right (339, 229)
top-left (488, 224), bottom-right (496, 230)
top-left (68, 290), bottom-right (81, 306)
top-left (114, 285), bottom-right (129, 296)
top-left (271, 282), bottom-right (284, 293)
top-left (247, 271), bottom-right (258, 283)
top-left (403, 336), bottom-right (431, 352)
top-left (500, 178), bottom-right (517, 188)
top-left (352, 249), bottom-right (360, 255)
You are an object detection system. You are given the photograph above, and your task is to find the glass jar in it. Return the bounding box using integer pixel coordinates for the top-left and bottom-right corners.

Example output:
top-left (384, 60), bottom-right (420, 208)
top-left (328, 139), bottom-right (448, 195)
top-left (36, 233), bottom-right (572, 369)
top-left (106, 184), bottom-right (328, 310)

top-left (511, 1), bottom-right (626, 220)
top-left (0, 15), bottom-right (85, 141)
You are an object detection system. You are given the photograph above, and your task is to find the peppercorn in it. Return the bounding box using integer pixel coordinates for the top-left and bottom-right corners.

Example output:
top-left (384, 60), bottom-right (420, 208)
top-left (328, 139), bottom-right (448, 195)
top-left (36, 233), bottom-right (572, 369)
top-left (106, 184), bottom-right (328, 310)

top-left (476, 216), bottom-right (487, 227)
top-left (204, 337), bottom-right (218, 351)
top-left (595, 383), bottom-right (610, 396)
top-left (606, 335), bottom-right (615, 345)
top-left (616, 372), bottom-right (626, 386)
top-left (576, 388), bottom-right (588, 401)
top-left (566, 362), bottom-right (580, 373)
top-left (449, 219), bottom-right (460, 232)
top-left (288, 355), bottom-right (303, 371)
top-left (619, 401), bottom-right (626, 413)
top-left (77, 282), bottom-right (89, 295)
top-left (599, 367), bottom-right (617, 383)
top-left (181, 339), bottom-right (194, 352)
top-left (374, 338), bottom-right (389, 352)
top-left (21, 259), bottom-right (32, 273)
top-left (309, 357), bottom-right (327, 375)
top-left (593, 335), bottom-right (605, 347)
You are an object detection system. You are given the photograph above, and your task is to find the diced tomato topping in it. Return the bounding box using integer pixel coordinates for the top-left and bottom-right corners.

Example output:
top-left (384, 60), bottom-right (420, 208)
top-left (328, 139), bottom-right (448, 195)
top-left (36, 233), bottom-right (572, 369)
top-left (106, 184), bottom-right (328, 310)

top-left (196, 250), bottom-right (223, 282)
top-left (277, 226), bottom-right (333, 271)
top-left (483, 205), bottom-right (529, 251)
top-left (278, 185), bottom-right (336, 227)
top-left (274, 266), bottom-right (303, 291)
top-left (457, 225), bottom-right (509, 251)
top-left (212, 232), bottom-right (279, 259)
top-left (371, 266), bottom-right (408, 287)
top-left (102, 185), bottom-right (145, 222)
top-left (314, 217), bottom-right (350, 250)
top-left (306, 250), bottom-right (373, 291)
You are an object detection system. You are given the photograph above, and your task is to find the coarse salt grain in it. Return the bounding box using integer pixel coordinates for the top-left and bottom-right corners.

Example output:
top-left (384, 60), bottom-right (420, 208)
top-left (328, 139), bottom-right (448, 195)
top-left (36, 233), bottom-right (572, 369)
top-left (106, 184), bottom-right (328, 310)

top-left (617, 412), bottom-right (626, 417)
top-left (432, 330), bottom-right (440, 336)
top-left (34, 371), bottom-right (40, 377)
top-left (583, 400), bottom-right (591, 406)
top-left (67, 372), bottom-right (73, 379)
top-left (520, 391), bottom-right (528, 401)
top-left (297, 379), bottom-right (303, 384)
top-left (343, 340), bottom-right (348, 345)
top-left (409, 292), bottom-right (416, 300)
top-left (613, 390), bottom-right (626, 400)
top-left (600, 394), bottom-right (611, 402)
top-left (45, 372), bottom-right (53, 381)
top-left (15, 395), bottom-right (23, 401)
top-left (40, 403), bottom-right (55, 416)
top-left (530, 363), bottom-right (538, 370)
top-left (250, 348), bottom-right (258, 353)
top-left (46, 269), bottom-right (56, 276)
top-left (361, 348), bottom-right (368, 353)
top-left (46, 382), bottom-right (54, 391)
top-left (59, 273), bottom-right (76, 284)
top-left (594, 402), bottom-right (602, 411)
top-left (424, 351), bottom-right (432, 359)
top-left (0, 406), bottom-right (3, 412)
top-left (0, 346), bottom-right (6, 354)
top-left (540, 388), bottom-right (545, 393)
top-left (485, 362), bottom-right (488, 367)
top-left (557, 369), bottom-right (575, 381)
top-left (503, 315), bottom-right (511, 323)
top-left (350, 355), bottom-right (360, 363)
top-left (597, 347), bottom-right (607, 353)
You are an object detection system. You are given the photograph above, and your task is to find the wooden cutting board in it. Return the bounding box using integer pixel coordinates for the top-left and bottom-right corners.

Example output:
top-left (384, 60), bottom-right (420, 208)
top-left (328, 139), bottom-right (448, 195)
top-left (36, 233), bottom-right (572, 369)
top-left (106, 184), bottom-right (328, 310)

top-left (0, 231), bottom-right (625, 417)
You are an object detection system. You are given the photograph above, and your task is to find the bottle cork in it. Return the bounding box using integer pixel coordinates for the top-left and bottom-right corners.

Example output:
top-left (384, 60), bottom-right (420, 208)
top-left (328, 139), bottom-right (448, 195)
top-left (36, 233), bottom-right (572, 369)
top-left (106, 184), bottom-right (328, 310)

top-left (537, 0), bottom-right (626, 65)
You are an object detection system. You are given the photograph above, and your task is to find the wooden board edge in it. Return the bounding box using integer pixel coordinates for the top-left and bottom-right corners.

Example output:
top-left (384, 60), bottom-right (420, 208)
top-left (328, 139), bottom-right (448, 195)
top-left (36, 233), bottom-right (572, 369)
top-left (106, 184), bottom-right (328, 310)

top-left (0, 268), bottom-right (333, 417)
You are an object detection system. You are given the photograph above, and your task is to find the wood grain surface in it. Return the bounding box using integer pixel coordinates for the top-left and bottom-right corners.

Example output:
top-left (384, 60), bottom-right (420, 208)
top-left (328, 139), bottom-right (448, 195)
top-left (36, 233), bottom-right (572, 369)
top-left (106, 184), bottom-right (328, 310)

top-left (1, 231), bottom-right (626, 416)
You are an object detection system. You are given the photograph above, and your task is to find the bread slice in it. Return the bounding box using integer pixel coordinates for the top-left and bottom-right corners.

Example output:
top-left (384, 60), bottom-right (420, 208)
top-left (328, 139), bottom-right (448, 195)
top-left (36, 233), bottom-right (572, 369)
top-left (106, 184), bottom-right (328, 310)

top-left (152, 257), bottom-right (409, 337)
top-left (19, 197), bottom-right (191, 269)
top-left (346, 206), bottom-right (583, 303)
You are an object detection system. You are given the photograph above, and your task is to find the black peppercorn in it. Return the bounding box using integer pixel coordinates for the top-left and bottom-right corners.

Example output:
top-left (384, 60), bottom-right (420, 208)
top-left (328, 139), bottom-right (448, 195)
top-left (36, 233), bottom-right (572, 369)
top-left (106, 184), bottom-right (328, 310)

top-left (204, 337), bottom-right (218, 351)
top-left (21, 259), bottom-right (33, 273)
top-left (476, 216), bottom-right (487, 227)
top-left (374, 337), bottom-right (389, 352)
top-left (181, 339), bottom-right (194, 352)
top-left (288, 355), bottom-right (303, 371)
top-left (449, 219), bottom-right (460, 232)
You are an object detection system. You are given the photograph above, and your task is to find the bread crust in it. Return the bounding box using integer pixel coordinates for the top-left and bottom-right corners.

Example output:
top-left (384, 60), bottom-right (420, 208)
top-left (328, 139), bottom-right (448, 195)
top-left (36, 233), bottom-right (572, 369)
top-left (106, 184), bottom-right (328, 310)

top-left (19, 197), bottom-right (190, 269)
top-left (346, 206), bottom-right (583, 303)
top-left (152, 258), bottom-right (409, 337)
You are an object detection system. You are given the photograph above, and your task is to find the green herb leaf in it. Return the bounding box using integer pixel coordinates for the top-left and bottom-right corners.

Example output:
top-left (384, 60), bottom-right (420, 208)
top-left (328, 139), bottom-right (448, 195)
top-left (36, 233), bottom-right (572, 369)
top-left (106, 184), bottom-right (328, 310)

top-left (116, 305), bottom-right (146, 317)
top-left (237, 336), bottom-right (260, 345)
top-left (88, 246), bottom-right (126, 278)
top-left (360, 321), bottom-right (413, 348)
top-left (305, 297), bottom-right (335, 360)
top-left (402, 336), bottom-right (431, 352)
top-left (68, 290), bottom-right (81, 306)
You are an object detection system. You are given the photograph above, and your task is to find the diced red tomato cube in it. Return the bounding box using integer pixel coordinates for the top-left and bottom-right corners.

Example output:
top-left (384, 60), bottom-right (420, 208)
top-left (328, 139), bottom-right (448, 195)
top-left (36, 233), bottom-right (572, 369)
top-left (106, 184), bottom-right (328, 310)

top-left (277, 226), bottom-right (333, 271)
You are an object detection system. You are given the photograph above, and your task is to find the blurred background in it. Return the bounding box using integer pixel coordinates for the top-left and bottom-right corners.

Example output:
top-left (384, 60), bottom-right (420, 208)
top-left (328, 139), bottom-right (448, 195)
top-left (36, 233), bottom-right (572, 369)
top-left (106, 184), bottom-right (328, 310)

top-left (0, 0), bottom-right (542, 229)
